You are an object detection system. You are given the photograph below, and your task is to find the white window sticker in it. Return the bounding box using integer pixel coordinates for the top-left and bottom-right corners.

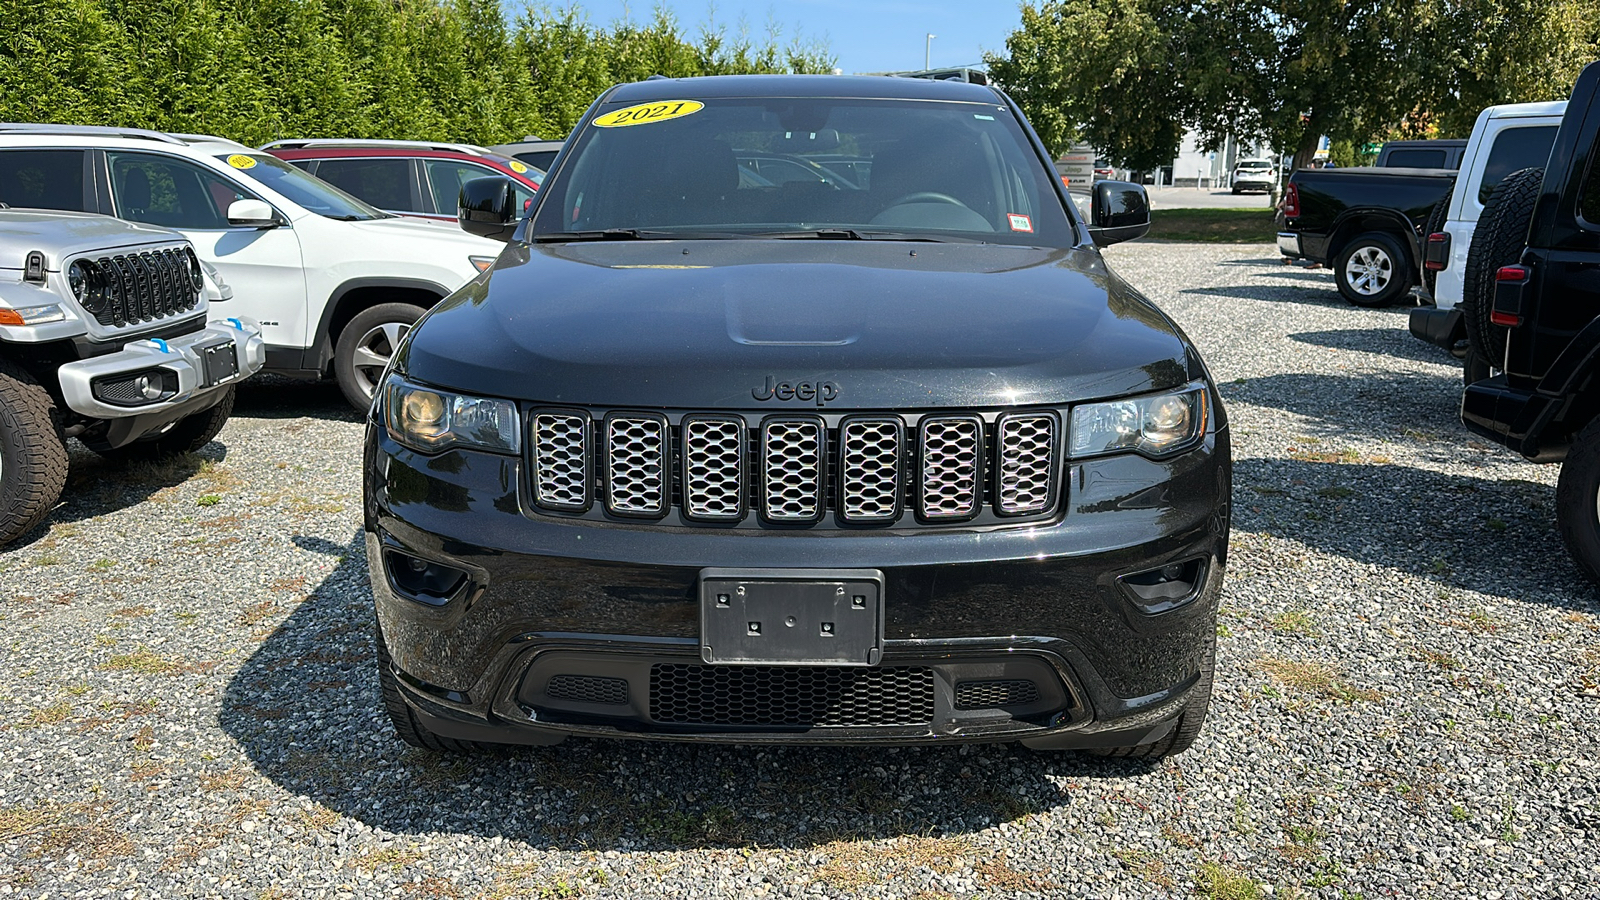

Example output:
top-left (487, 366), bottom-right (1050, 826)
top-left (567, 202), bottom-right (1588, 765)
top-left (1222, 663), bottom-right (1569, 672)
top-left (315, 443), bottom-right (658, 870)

top-left (1007, 213), bottom-right (1033, 233)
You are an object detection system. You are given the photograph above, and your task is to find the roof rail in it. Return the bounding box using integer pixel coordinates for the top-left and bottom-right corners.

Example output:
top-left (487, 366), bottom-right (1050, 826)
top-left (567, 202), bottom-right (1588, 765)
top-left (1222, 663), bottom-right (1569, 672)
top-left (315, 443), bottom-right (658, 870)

top-left (258, 138), bottom-right (492, 156)
top-left (170, 132), bottom-right (248, 148)
top-left (0, 123), bottom-right (186, 144)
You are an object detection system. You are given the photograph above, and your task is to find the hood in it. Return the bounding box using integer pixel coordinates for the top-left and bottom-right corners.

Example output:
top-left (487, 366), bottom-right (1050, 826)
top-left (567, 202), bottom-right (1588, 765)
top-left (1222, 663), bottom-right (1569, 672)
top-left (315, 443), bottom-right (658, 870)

top-left (397, 240), bottom-right (1196, 410)
top-left (0, 210), bottom-right (187, 272)
top-left (341, 214), bottom-right (503, 250)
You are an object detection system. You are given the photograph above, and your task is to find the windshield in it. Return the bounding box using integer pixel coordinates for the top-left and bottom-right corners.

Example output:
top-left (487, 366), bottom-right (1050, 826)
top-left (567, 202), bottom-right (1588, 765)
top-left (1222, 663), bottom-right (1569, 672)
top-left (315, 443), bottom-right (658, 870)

top-left (532, 96), bottom-right (1075, 246)
top-left (216, 153), bottom-right (389, 220)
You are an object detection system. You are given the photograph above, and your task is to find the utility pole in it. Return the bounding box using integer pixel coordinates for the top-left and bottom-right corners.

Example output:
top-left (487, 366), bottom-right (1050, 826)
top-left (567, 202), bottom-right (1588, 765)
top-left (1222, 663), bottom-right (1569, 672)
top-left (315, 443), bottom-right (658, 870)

top-left (925, 34), bottom-right (935, 70)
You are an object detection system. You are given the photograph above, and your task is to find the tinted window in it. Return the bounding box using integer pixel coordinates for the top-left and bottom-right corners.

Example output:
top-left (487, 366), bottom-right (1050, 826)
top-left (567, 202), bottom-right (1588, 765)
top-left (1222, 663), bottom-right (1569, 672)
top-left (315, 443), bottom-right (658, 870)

top-left (1384, 149), bottom-right (1447, 168)
top-left (108, 152), bottom-right (260, 229)
top-left (535, 97), bottom-right (1074, 246)
top-left (315, 158), bottom-right (413, 211)
top-left (1479, 125), bottom-right (1557, 204)
top-left (1583, 139), bottom-right (1600, 226)
top-left (0, 150), bottom-right (85, 211)
top-left (515, 150), bottom-right (559, 171)
top-left (425, 159), bottom-right (535, 216)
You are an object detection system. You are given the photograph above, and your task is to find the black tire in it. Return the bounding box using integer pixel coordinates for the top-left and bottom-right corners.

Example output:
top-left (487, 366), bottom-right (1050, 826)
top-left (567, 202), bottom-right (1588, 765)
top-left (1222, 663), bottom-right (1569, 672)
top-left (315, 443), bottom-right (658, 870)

top-left (95, 386), bottom-right (235, 461)
top-left (1088, 635), bottom-right (1215, 761)
top-left (375, 625), bottom-right (485, 753)
top-left (1333, 231), bottom-right (1413, 307)
top-left (334, 302), bottom-right (426, 412)
top-left (1462, 166), bottom-right (1543, 375)
top-left (1231, 186), bottom-right (1240, 195)
top-left (1420, 193), bottom-right (1451, 300)
top-left (0, 360), bottom-right (68, 545)
top-left (1557, 415), bottom-right (1600, 588)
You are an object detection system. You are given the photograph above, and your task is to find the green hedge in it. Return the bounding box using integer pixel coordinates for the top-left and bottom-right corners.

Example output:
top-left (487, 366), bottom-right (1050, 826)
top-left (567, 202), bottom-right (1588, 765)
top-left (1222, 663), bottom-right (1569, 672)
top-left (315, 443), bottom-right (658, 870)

top-left (0, 0), bottom-right (835, 147)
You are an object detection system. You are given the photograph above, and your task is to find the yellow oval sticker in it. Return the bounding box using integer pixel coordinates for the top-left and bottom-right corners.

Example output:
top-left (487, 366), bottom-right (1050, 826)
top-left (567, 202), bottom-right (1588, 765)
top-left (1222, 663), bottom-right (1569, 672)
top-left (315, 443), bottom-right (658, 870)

top-left (593, 100), bottom-right (704, 129)
top-left (508, 160), bottom-right (529, 174)
top-left (227, 154), bottom-right (257, 170)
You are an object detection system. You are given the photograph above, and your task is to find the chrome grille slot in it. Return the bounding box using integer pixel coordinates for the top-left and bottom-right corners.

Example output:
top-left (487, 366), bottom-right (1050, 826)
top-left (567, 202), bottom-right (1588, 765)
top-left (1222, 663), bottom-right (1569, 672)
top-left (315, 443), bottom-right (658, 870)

top-left (531, 411), bottom-right (590, 510)
top-left (604, 413), bottom-right (667, 516)
top-left (996, 413), bottom-right (1057, 515)
top-left (761, 417), bottom-right (825, 523)
top-left (918, 416), bottom-right (982, 520)
top-left (682, 416), bottom-right (745, 521)
top-left (839, 417), bottom-right (902, 522)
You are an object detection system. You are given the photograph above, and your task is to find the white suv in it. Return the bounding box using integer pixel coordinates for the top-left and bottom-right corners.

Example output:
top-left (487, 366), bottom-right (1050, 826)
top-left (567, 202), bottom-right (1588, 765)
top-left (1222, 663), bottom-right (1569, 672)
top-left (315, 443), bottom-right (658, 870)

top-left (0, 125), bottom-right (502, 408)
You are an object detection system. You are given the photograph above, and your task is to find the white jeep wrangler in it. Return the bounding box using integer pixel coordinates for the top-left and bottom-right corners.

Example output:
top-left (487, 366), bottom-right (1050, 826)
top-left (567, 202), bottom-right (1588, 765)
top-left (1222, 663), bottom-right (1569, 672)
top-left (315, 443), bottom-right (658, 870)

top-left (0, 209), bottom-right (263, 544)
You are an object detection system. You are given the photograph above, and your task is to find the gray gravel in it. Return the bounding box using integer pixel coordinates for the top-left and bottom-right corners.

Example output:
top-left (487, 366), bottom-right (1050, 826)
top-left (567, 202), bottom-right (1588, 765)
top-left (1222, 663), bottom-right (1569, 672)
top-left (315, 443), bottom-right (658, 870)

top-left (1, 242), bottom-right (1595, 898)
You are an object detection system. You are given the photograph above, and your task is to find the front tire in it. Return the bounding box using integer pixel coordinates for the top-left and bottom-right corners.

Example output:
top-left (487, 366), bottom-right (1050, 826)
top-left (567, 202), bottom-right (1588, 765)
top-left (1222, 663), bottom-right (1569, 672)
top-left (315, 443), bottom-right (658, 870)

top-left (0, 360), bottom-right (67, 545)
top-left (334, 303), bottom-right (426, 412)
top-left (1557, 416), bottom-right (1600, 588)
top-left (1334, 231), bottom-right (1413, 307)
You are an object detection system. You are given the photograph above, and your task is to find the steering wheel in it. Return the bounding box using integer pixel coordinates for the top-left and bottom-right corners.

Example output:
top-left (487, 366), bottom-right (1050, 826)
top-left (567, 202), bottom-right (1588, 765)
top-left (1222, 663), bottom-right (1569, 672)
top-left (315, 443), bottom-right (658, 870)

top-left (888, 191), bottom-right (967, 207)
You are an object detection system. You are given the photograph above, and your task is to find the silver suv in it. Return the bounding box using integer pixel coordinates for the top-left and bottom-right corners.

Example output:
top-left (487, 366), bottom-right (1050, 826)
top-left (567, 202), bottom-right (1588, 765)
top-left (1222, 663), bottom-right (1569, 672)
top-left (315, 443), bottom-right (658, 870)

top-left (0, 209), bottom-right (263, 543)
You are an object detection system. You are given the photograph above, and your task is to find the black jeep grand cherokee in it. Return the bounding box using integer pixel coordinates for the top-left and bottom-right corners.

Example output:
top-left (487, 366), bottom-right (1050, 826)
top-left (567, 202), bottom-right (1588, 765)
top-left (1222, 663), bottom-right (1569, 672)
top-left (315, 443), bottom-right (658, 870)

top-left (364, 75), bottom-right (1232, 759)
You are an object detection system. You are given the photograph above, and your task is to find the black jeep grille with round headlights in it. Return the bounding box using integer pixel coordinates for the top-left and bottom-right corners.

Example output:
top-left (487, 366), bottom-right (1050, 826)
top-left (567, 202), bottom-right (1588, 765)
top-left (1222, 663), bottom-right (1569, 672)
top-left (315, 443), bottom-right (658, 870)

top-left (76, 247), bottom-right (201, 328)
top-left (524, 408), bottom-right (1064, 529)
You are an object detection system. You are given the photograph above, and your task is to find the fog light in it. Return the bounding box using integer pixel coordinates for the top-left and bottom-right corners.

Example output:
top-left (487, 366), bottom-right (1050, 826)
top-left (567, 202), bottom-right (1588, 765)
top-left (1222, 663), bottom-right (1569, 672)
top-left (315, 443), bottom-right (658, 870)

top-left (1119, 558), bottom-right (1206, 613)
top-left (135, 375), bottom-right (164, 401)
top-left (383, 549), bottom-right (469, 606)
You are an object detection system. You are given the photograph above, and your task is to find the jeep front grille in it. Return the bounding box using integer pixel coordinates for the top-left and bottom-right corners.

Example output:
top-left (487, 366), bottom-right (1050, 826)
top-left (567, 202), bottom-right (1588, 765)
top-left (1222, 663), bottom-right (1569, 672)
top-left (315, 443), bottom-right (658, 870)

top-left (526, 409), bottom-right (1061, 527)
top-left (79, 247), bottom-right (200, 328)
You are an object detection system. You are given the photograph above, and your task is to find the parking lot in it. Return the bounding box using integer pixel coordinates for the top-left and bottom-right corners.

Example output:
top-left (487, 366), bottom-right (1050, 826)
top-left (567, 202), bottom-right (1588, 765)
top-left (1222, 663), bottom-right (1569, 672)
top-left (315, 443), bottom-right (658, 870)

top-left (1, 241), bottom-right (1594, 898)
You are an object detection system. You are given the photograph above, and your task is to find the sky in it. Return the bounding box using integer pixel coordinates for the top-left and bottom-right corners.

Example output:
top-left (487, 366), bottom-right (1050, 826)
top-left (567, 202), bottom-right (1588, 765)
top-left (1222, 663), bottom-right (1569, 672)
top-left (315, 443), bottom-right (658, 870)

top-left (568, 0), bottom-right (1025, 75)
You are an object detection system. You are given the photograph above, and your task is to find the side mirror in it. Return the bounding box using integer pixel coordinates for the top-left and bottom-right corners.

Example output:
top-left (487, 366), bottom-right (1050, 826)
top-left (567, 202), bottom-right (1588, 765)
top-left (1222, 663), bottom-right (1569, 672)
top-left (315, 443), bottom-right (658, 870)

top-left (458, 176), bottom-right (517, 242)
top-left (227, 199), bottom-right (280, 228)
top-left (1087, 180), bottom-right (1151, 247)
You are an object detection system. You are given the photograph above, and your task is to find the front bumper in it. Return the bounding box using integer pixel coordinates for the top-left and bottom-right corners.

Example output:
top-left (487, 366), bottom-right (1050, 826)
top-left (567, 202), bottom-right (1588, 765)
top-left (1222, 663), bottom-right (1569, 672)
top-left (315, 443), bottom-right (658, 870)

top-left (364, 421), bottom-right (1231, 748)
top-left (57, 317), bottom-right (264, 419)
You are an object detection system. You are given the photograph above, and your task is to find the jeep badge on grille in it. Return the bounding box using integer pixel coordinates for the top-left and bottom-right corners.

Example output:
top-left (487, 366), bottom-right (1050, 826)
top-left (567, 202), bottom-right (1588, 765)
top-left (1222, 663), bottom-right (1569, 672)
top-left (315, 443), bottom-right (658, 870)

top-left (752, 376), bottom-right (840, 407)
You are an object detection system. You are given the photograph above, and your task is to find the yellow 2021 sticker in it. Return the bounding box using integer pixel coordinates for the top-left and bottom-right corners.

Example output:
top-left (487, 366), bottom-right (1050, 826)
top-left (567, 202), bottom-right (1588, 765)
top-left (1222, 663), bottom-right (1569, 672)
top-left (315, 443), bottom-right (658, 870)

top-left (226, 154), bottom-right (257, 170)
top-left (508, 160), bottom-right (529, 174)
top-left (593, 100), bottom-right (704, 128)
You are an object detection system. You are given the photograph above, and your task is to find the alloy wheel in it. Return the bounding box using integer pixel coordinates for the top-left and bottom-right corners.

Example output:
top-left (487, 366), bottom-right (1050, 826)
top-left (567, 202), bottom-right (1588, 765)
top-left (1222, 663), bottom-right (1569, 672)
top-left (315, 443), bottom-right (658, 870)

top-left (1344, 246), bottom-right (1393, 296)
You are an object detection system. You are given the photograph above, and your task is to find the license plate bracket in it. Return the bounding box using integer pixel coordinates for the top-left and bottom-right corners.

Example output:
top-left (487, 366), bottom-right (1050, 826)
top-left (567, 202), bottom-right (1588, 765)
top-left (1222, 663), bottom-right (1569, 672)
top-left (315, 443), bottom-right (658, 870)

top-left (198, 340), bottom-right (238, 388)
top-left (698, 568), bottom-right (884, 666)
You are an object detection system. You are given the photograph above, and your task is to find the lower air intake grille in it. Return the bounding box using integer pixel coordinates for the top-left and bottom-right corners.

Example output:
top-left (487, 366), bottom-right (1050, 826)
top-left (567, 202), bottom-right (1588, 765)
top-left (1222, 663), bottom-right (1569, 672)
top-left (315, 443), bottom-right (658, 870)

top-left (649, 664), bottom-right (935, 727)
top-left (954, 679), bottom-right (1041, 709)
top-left (546, 674), bottom-right (629, 706)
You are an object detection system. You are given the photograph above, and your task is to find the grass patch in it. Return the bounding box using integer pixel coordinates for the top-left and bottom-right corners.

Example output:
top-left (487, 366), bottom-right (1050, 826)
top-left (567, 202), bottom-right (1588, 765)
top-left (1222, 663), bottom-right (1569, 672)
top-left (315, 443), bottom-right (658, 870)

top-left (101, 648), bottom-right (188, 676)
top-left (1257, 658), bottom-right (1381, 703)
top-left (1269, 609), bottom-right (1317, 636)
top-left (1194, 861), bottom-right (1262, 899)
top-left (1145, 208), bottom-right (1277, 243)
top-left (15, 701), bottom-right (72, 729)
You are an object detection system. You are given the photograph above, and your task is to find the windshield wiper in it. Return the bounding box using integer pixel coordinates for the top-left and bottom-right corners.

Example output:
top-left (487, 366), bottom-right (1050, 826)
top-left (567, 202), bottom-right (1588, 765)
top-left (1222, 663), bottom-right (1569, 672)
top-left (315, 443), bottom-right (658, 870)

top-left (752, 229), bottom-right (982, 243)
top-left (324, 213), bottom-right (385, 221)
top-left (533, 229), bottom-right (684, 242)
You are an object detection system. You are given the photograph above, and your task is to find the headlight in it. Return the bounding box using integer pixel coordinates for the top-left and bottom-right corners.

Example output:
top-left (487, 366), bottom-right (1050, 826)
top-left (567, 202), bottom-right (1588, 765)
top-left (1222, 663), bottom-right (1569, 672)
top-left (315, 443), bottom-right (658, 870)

top-left (185, 249), bottom-right (205, 291)
top-left (1069, 385), bottom-right (1208, 459)
top-left (67, 261), bottom-right (87, 299)
top-left (383, 376), bottom-right (520, 455)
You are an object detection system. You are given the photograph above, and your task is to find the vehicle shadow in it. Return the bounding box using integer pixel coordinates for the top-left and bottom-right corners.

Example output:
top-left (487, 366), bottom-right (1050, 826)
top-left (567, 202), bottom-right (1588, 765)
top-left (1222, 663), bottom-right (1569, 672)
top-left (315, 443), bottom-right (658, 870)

top-left (232, 375), bottom-right (363, 423)
top-left (1179, 283), bottom-right (1351, 307)
top-left (1231, 457), bottom-right (1598, 606)
top-left (1288, 328), bottom-right (1457, 366)
top-left (220, 530), bottom-right (1154, 852)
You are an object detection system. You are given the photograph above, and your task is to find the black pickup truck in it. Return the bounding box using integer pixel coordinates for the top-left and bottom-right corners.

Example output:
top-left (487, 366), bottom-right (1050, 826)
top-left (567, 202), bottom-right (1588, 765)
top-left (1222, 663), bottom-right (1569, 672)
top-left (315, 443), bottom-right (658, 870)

top-left (1277, 166), bottom-right (1457, 306)
top-left (1459, 61), bottom-right (1600, 587)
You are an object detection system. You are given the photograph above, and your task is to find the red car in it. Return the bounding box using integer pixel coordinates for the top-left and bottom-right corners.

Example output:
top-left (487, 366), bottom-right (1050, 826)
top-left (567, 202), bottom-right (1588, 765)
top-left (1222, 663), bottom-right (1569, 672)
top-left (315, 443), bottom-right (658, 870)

top-left (262, 140), bottom-right (542, 222)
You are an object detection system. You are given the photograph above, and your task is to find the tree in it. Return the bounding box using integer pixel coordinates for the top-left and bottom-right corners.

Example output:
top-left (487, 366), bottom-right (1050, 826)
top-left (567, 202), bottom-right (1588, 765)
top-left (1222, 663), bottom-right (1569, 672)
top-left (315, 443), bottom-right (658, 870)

top-left (988, 0), bottom-right (1600, 172)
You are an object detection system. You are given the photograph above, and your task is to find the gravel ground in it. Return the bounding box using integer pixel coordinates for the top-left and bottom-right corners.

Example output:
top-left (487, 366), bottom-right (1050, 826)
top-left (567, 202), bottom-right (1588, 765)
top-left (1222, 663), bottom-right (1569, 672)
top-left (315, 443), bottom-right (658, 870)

top-left (1, 242), bottom-right (1596, 899)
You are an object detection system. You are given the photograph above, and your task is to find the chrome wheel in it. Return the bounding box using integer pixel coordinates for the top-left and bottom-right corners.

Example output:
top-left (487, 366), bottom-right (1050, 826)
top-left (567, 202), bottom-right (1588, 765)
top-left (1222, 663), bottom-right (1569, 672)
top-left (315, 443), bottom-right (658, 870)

top-left (1343, 245), bottom-right (1393, 296)
top-left (350, 321), bottom-right (408, 401)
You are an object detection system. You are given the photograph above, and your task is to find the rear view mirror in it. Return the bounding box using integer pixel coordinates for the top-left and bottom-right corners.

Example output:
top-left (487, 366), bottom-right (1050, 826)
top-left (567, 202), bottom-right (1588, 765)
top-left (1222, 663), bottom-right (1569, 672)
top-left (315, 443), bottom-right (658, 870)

top-left (459, 176), bottom-right (518, 242)
top-left (1087, 180), bottom-right (1151, 247)
top-left (227, 199), bottom-right (280, 228)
